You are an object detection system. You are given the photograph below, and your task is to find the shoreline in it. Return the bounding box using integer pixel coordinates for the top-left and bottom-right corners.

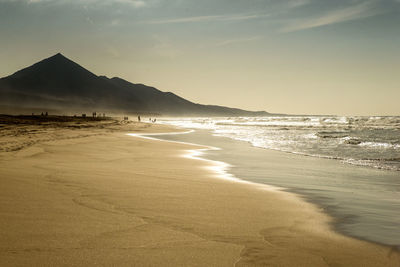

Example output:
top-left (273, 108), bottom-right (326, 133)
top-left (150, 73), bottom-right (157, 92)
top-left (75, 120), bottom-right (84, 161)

top-left (131, 130), bottom-right (400, 257)
top-left (129, 132), bottom-right (287, 190)
top-left (147, 128), bottom-right (400, 249)
top-left (0, 121), bottom-right (399, 265)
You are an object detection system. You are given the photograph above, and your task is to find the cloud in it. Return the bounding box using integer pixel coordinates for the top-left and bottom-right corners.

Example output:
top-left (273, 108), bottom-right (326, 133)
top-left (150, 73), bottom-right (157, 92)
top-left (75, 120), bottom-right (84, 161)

top-left (112, 0), bottom-right (147, 8)
top-left (214, 36), bottom-right (263, 47)
top-left (281, 0), bottom-right (382, 32)
top-left (143, 13), bottom-right (269, 24)
top-left (1, 0), bottom-right (149, 8)
top-left (110, 19), bottom-right (121, 26)
top-left (86, 17), bottom-right (94, 24)
top-left (287, 0), bottom-right (312, 9)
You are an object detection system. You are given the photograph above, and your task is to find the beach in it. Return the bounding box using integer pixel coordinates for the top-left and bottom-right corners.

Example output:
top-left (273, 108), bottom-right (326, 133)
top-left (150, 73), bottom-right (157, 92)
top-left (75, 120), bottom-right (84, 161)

top-left (0, 117), bottom-right (399, 266)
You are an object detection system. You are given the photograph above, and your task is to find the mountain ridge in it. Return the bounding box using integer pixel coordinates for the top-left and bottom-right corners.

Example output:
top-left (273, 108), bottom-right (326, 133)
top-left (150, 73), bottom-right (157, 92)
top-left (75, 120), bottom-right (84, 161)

top-left (0, 53), bottom-right (269, 116)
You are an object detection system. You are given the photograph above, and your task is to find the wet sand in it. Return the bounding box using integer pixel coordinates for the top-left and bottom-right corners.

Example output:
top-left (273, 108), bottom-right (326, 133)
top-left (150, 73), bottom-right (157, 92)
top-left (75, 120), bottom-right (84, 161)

top-left (0, 117), bottom-right (399, 266)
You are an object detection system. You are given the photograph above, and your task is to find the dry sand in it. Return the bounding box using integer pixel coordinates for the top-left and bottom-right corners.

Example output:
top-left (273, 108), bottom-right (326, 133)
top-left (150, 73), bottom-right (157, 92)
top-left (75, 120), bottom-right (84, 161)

top-left (0, 117), bottom-right (399, 266)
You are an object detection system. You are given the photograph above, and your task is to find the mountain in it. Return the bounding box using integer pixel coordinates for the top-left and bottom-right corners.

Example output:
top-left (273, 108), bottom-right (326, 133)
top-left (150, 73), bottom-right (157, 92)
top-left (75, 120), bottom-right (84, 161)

top-left (0, 53), bottom-right (269, 116)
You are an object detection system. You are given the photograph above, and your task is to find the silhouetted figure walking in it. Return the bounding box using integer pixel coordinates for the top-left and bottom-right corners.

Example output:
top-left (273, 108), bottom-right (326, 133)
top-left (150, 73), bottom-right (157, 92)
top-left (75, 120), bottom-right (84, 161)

top-left (138, 115), bottom-right (141, 122)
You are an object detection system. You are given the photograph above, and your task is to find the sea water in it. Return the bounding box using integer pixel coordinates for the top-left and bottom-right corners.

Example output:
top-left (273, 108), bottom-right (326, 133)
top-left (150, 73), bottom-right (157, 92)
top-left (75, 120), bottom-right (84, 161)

top-left (158, 116), bottom-right (400, 171)
top-left (153, 116), bottom-right (400, 247)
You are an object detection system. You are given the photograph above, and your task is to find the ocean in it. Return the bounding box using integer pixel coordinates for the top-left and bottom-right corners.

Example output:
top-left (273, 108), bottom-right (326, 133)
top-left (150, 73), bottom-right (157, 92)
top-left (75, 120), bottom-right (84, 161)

top-left (152, 116), bottom-right (400, 247)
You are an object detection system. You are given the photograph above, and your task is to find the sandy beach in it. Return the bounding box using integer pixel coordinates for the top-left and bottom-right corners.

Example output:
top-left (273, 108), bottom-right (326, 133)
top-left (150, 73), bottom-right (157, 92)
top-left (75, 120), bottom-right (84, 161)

top-left (0, 117), bottom-right (399, 266)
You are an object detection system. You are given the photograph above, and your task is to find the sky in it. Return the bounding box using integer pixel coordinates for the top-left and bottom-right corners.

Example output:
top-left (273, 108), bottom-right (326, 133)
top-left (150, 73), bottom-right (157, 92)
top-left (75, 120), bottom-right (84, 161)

top-left (0, 0), bottom-right (399, 115)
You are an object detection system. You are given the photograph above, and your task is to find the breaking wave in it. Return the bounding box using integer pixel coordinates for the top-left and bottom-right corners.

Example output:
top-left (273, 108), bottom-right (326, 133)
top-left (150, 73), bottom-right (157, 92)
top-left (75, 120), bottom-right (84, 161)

top-left (158, 116), bottom-right (400, 171)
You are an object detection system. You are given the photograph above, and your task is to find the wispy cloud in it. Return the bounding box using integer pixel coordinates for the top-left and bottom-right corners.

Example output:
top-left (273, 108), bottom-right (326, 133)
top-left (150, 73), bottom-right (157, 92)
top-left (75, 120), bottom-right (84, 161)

top-left (143, 13), bottom-right (269, 24)
top-left (281, 0), bottom-right (382, 32)
top-left (2, 0), bottom-right (150, 8)
top-left (214, 36), bottom-right (263, 47)
top-left (86, 17), bottom-right (94, 25)
top-left (112, 0), bottom-right (147, 8)
top-left (287, 0), bottom-right (312, 9)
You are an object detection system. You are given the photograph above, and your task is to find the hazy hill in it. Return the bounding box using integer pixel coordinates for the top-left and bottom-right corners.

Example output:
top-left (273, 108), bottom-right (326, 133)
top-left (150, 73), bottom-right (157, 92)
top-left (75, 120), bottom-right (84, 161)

top-left (0, 53), bottom-right (269, 116)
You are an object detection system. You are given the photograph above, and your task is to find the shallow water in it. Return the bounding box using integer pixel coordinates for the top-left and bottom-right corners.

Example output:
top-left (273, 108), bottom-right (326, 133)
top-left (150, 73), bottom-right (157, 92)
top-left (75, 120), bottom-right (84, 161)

top-left (150, 129), bottom-right (400, 247)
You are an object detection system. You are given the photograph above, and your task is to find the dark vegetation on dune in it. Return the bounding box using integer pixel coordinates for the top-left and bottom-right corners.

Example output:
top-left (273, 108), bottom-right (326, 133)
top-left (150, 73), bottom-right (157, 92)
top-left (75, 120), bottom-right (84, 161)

top-left (0, 53), bottom-right (268, 116)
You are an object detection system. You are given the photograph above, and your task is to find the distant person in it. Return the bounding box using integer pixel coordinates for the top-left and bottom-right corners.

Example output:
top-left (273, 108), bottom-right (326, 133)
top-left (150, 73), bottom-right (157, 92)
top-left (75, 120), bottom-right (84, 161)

top-left (138, 115), bottom-right (141, 122)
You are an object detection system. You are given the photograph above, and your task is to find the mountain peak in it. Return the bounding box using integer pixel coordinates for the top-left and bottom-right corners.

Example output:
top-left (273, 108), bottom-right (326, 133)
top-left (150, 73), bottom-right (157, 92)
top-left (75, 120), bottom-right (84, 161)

top-left (45, 52), bottom-right (70, 63)
top-left (6, 52), bottom-right (98, 81)
top-left (52, 52), bottom-right (65, 58)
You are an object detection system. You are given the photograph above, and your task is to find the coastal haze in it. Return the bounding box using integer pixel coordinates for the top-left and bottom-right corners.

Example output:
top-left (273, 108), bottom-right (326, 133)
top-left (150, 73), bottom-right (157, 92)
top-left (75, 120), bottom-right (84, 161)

top-left (0, 53), bottom-right (268, 116)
